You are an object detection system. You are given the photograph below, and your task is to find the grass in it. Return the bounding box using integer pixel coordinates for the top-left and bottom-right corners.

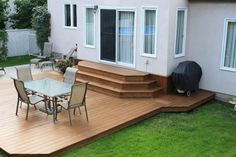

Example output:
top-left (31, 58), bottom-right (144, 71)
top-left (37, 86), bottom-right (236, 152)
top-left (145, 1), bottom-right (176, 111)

top-left (1, 102), bottom-right (236, 157)
top-left (61, 102), bottom-right (236, 157)
top-left (0, 55), bottom-right (34, 67)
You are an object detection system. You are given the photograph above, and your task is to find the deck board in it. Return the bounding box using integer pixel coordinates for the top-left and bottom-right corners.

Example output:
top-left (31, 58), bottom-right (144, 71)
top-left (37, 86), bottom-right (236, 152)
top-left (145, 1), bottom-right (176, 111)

top-left (0, 72), bottom-right (214, 156)
top-left (78, 61), bottom-right (149, 76)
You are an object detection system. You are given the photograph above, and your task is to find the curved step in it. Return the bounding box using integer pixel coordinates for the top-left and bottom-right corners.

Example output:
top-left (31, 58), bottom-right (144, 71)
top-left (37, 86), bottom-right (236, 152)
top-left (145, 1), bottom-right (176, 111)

top-left (77, 79), bottom-right (163, 98)
top-left (78, 61), bottom-right (150, 82)
top-left (77, 71), bottom-right (157, 90)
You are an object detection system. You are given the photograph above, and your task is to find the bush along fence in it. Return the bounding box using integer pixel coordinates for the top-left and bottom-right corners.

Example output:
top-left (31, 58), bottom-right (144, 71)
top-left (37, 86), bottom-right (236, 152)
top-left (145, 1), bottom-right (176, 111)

top-left (0, 30), bottom-right (7, 60)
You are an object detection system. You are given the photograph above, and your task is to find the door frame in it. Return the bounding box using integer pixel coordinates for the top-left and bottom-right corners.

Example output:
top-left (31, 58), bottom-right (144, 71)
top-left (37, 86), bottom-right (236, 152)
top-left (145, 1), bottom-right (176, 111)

top-left (98, 6), bottom-right (137, 68)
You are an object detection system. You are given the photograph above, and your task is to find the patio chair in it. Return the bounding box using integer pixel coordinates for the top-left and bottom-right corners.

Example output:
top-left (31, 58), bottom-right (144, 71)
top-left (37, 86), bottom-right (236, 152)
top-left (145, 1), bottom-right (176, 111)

top-left (15, 65), bottom-right (33, 82)
top-left (30, 42), bottom-right (53, 68)
top-left (58, 67), bottom-right (78, 100)
top-left (63, 67), bottom-right (78, 84)
top-left (0, 67), bottom-right (6, 74)
top-left (12, 78), bottom-right (44, 120)
top-left (15, 65), bottom-right (36, 108)
top-left (57, 82), bottom-right (88, 125)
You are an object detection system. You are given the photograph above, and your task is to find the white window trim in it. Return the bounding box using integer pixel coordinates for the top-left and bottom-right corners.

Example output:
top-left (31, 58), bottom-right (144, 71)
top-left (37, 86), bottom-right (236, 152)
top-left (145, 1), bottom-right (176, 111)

top-left (63, 3), bottom-right (78, 29)
top-left (140, 7), bottom-right (158, 58)
top-left (174, 8), bottom-right (188, 58)
top-left (220, 18), bottom-right (236, 72)
top-left (83, 6), bottom-right (96, 48)
top-left (116, 8), bottom-right (137, 68)
top-left (97, 6), bottom-right (137, 69)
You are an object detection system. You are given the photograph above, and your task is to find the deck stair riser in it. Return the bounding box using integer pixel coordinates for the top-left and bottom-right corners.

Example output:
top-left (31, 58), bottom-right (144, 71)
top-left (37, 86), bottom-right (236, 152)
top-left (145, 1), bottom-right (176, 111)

top-left (77, 61), bottom-right (163, 98)
top-left (78, 65), bottom-right (150, 82)
top-left (77, 71), bottom-right (157, 90)
top-left (82, 82), bottom-right (163, 98)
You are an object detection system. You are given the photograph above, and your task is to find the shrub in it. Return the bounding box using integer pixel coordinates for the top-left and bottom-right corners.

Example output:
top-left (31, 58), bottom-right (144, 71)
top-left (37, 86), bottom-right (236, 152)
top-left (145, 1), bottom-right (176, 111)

top-left (32, 5), bottom-right (51, 52)
top-left (229, 98), bottom-right (236, 111)
top-left (55, 60), bottom-right (73, 74)
top-left (0, 0), bottom-right (8, 29)
top-left (0, 30), bottom-right (7, 60)
top-left (9, 0), bottom-right (46, 29)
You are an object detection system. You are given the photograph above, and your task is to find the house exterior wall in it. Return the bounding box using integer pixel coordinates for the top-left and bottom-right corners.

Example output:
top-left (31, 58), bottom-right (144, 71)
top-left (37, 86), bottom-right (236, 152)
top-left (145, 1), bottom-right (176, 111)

top-left (186, 1), bottom-right (236, 96)
top-left (48, 0), bottom-right (188, 76)
top-left (167, 0), bottom-right (188, 75)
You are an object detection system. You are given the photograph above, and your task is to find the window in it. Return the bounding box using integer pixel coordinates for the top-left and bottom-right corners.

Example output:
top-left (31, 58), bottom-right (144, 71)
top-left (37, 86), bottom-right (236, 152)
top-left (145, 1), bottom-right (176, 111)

top-left (142, 8), bottom-right (158, 57)
top-left (222, 19), bottom-right (236, 71)
top-left (85, 7), bottom-right (95, 47)
top-left (175, 8), bottom-right (187, 57)
top-left (64, 4), bottom-right (77, 28)
top-left (65, 5), bottom-right (71, 27)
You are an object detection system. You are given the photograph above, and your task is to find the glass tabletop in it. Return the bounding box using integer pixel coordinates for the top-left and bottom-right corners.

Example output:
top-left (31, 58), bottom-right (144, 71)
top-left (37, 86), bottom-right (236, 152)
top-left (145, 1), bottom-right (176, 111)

top-left (25, 78), bottom-right (72, 97)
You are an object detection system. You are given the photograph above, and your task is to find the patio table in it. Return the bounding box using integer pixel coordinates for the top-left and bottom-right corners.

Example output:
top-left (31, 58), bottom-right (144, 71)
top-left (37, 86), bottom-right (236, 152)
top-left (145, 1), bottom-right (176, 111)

top-left (25, 78), bottom-right (72, 123)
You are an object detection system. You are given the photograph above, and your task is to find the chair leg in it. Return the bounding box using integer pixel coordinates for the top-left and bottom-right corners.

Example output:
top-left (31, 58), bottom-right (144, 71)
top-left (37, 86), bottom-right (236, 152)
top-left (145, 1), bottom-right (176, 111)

top-left (26, 103), bottom-right (29, 120)
top-left (78, 107), bottom-right (82, 115)
top-left (52, 63), bottom-right (54, 71)
top-left (34, 105), bottom-right (37, 110)
top-left (44, 96), bottom-right (48, 115)
top-left (84, 104), bottom-right (88, 121)
top-left (20, 101), bottom-right (22, 108)
top-left (68, 109), bottom-right (72, 126)
top-left (16, 97), bottom-right (20, 116)
top-left (73, 107), bottom-right (81, 115)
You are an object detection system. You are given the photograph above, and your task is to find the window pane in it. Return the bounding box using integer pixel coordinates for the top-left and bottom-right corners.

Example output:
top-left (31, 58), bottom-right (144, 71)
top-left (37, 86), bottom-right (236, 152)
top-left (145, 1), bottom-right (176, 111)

top-left (73, 5), bottom-right (77, 27)
top-left (65, 4), bottom-right (71, 26)
top-left (118, 11), bottom-right (134, 64)
top-left (144, 10), bottom-right (156, 55)
top-left (86, 8), bottom-right (94, 46)
top-left (175, 10), bottom-right (185, 55)
top-left (224, 22), bottom-right (236, 68)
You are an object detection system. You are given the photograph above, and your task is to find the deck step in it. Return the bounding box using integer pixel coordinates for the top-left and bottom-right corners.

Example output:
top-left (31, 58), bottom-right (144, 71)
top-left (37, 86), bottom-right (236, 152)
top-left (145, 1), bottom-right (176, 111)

top-left (77, 61), bottom-right (163, 98)
top-left (77, 71), bottom-right (157, 90)
top-left (78, 61), bottom-right (150, 82)
top-left (77, 78), bottom-right (163, 98)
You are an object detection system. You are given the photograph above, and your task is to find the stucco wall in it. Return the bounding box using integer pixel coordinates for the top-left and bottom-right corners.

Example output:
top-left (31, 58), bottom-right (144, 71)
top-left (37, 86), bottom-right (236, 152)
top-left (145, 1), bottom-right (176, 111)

top-left (48, 0), bottom-right (176, 76)
top-left (166, 0), bottom-right (188, 75)
top-left (186, 1), bottom-right (236, 96)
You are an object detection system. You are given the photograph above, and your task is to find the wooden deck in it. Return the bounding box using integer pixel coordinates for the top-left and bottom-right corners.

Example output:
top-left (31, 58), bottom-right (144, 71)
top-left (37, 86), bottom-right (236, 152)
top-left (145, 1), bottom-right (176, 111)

top-left (0, 72), bottom-right (215, 157)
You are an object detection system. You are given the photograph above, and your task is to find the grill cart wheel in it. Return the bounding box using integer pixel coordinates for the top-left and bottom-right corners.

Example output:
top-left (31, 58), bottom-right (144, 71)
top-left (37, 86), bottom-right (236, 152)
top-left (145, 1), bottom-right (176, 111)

top-left (186, 90), bottom-right (191, 97)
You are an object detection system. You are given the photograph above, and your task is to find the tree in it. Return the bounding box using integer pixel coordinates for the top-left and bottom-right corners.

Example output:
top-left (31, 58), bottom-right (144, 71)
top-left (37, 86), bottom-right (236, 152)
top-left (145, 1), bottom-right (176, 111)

top-left (0, 0), bottom-right (8, 29)
top-left (32, 5), bottom-right (50, 51)
top-left (0, 30), bottom-right (7, 60)
top-left (0, 0), bottom-right (8, 60)
top-left (9, 0), bottom-right (47, 29)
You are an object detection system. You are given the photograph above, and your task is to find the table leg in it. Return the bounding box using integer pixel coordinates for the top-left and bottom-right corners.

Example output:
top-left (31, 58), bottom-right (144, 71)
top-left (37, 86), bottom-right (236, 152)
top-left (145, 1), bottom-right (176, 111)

top-left (53, 97), bottom-right (59, 123)
top-left (53, 97), bottom-right (56, 123)
top-left (55, 97), bottom-right (58, 120)
top-left (44, 95), bottom-right (48, 115)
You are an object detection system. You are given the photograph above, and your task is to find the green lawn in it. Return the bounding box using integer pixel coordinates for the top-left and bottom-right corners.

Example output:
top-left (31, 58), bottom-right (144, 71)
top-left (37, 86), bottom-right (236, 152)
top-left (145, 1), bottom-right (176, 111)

top-left (0, 55), bottom-right (34, 67)
top-left (61, 102), bottom-right (236, 157)
top-left (1, 102), bottom-right (236, 157)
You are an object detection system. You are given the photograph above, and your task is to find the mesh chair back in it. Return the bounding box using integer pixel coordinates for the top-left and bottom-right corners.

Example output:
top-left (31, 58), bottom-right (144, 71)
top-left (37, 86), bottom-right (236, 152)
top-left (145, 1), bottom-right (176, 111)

top-left (63, 67), bottom-right (78, 84)
top-left (43, 42), bottom-right (53, 57)
top-left (13, 78), bottom-right (29, 103)
top-left (16, 65), bottom-right (33, 82)
top-left (69, 83), bottom-right (87, 108)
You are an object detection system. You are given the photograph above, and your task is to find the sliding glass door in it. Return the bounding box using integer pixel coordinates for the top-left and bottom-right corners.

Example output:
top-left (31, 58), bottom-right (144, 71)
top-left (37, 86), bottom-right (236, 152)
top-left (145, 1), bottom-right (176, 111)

top-left (117, 11), bottom-right (135, 66)
top-left (100, 9), bottom-right (135, 67)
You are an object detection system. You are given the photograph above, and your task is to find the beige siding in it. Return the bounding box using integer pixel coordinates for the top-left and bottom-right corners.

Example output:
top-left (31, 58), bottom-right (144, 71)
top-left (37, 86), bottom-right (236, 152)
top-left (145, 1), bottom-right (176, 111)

top-left (48, 0), bottom-right (175, 76)
top-left (186, 2), bottom-right (236, 95)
